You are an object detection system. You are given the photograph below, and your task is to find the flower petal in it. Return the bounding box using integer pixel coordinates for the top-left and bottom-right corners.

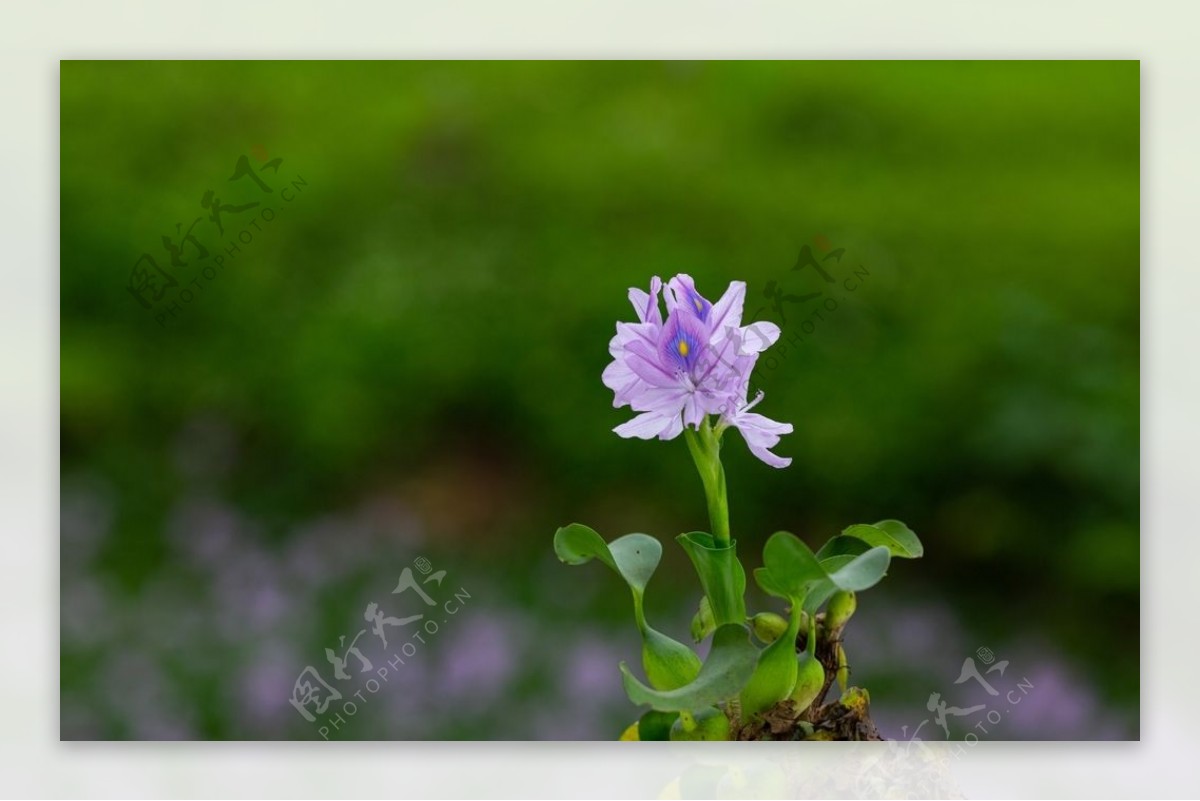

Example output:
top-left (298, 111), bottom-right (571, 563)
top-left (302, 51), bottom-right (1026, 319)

top-left (623, 340), bottom-right (679, 388)
top-left (601, 359), bottom-right (642, 408)
top-left (665, 273), bottom-right (712, 321)
top-left (708, 281), bottom-right (745, 344)
top-left (614, 410), bottom-right (683, 440)
top-left (627, 276), bottom-right (663, 326)
top-left (737, 321), bottom-right (781, 355)
top-left (731, 411), bottom-right (793, 468)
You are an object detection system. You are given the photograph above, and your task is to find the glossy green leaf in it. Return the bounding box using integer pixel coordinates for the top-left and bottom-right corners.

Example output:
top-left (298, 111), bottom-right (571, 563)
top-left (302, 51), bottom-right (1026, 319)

top-left (677, 531), bottom-right (747, 625)
top-left (642, 626), bottom-right (703, 690)
top-left (553, 523), bottom-right (617, 571)
top-left (827, 545), bottom-right (891, 589)
top-left (802, 546), bottom-right (892, 614)
top-left (818, 554), bottom-right (857, 574)
top-left (620, 624), bottom-right (759, 712)
top-left (841, 520), bottom-right (924, 559)
top-left (753, 567), bottom-right (789, 599)
top-left (815, 535), bottom-right (871, 561)
top-left (758, 531), bottom-right (827, 599)
top-left (609, 532), bottom-right (663, 593)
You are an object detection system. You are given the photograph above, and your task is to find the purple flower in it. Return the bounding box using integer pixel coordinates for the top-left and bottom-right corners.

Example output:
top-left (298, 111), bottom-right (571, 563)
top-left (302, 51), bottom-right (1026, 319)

top-left (602, 274), bottom-right (793, 468)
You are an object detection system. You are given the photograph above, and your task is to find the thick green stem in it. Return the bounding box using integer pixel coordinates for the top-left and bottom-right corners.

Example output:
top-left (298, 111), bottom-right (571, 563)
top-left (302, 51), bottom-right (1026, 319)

top-left (684, 420), bottom-right (730, 547)
top-left (683, 418), bottom-right (745, 627)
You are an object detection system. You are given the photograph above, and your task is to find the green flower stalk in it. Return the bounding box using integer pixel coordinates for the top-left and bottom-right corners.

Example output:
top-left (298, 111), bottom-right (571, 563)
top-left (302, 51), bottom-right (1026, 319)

top-left (684, 421), bottom-right (730, 546)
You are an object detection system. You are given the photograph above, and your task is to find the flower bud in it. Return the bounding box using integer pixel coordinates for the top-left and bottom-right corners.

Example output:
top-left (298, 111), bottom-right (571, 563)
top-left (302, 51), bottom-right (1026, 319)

top-left (835, 643), bottom-right (850, 692)
top-left (825, 591), bottom-right (857, 633)
top-left (750, 611), bottom-right (790, 644)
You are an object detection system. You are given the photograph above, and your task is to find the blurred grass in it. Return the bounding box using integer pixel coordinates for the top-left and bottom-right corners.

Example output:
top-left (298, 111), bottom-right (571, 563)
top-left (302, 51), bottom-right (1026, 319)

top-left (61, 61), bottom-right (1139, 739)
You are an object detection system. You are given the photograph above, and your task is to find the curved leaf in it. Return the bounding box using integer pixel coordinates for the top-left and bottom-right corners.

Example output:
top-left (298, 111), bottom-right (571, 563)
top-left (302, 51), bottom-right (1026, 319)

top-left (609, 533), bottom-right (664, 593)
top-left (802, 545), bottom-right (892, 614)
top-left (642, 625), bottom-right (703, 690)
top-left (759, 531), bottom-right (826, 599)
top-left (553, 523), bottom-right (617, 571)
top-left (816, 535), bottom-right (871, 561)
top-left (841, 520), bottom-right (923, 559)
top-left (620, 624), bottom-right (759, 712)
top-left (753, 567), bottom-right (789, 599)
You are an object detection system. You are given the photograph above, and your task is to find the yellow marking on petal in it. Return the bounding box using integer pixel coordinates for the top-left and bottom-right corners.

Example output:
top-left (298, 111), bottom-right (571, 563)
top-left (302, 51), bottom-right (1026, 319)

top-left (678, 340), bottom-right (689, 357)
top-left (693, 298), bottom-right (703, 312)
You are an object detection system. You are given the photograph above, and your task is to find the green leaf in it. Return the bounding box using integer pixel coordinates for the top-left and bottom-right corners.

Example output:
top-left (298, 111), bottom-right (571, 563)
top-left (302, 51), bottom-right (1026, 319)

top-left (553, 523), bottom-right (617, 571)
top-left (816, 535), bottom-right (871, 561)
top-left (554, 524), bottom-right (700, 690)
top-left (637, 710), bottom-right (678, 741)
top-left (609, 532), bottom-right (663, 594)
top-left (739, 598), bottom-right (803, 717)
top-left (677, 532), bottom-right (747, 625)
top-left (818, 554), bottom-right (857, 573)
top-left (759, 531), bottom-right (827, 599)
top-left (802, 546), bottom-right (892, 614)
top-left (841, 520), bottom-right (924, 559)
top-left (620, 624), bottom-right (759, 712)
top-left (642, 626), bottom-right (703, 691)
top-left (753, 567), bottom-right (789, 599)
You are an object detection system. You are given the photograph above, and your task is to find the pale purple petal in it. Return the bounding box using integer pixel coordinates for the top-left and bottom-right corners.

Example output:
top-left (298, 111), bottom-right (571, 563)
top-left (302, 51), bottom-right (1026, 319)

top-left (731, 411), bottom-right (793, 468)
top-left (656, 411), bottom-right (685, 440)
top-left (666, 274), bottom-right (713, 322)
top-left (629, 385), bottom-right (689, 413)
top-left (614, 410), bottom-right (682, 440)
top-left (737, 321), bottom-right (781, 354)
top-left (627, 276), bottom-right (663, 326)
top-left (601, 359), bottom-right (641, 408)
top-left (612, 321), bottom-right (659, 352)
top-left (623, 340), bottom-right (680, 388)
top-left (708, 281), bottom-right (745, 344)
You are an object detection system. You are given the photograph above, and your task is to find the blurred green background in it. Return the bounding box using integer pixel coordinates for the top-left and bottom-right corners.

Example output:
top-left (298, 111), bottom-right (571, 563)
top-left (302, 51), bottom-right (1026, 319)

top-left (60, 61), bottom-right (1139, 740)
